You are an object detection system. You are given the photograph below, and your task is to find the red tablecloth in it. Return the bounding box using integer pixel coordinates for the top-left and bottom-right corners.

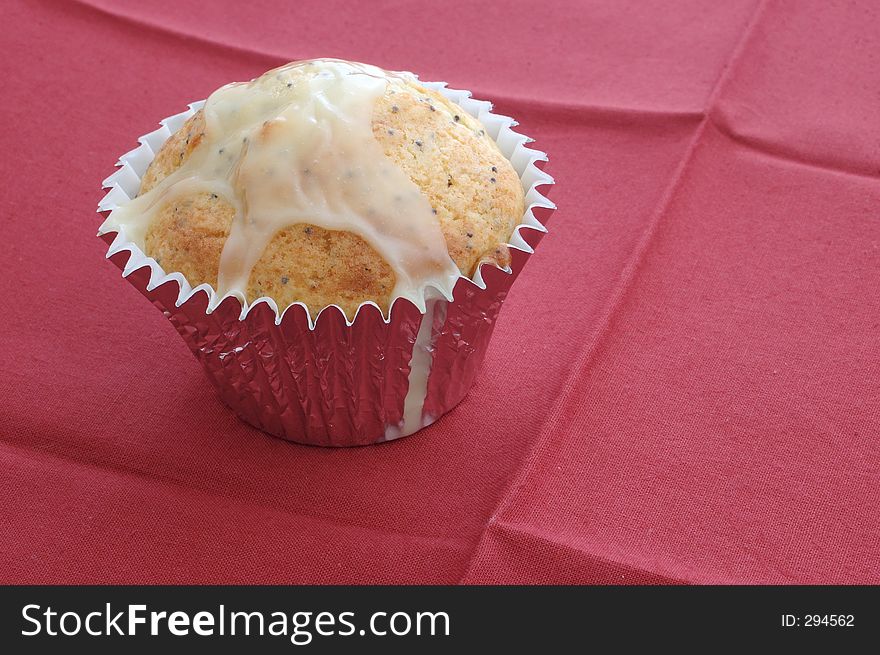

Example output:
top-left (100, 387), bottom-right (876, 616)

top-left (2, 0), bottom-right (878, 584)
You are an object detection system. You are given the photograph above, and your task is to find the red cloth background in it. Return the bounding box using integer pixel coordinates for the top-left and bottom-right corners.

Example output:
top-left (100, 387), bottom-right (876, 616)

top-left (2, 0), bottom-right (878, 584)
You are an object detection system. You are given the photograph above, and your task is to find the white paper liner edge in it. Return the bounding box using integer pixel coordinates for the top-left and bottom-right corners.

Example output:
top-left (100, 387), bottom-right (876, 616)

top-left (97, 78), bottom-right (555, 329)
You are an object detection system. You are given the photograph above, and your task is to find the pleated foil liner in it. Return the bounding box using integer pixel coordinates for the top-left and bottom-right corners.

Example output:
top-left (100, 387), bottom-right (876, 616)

top-left (98, 78), bottom-right (555, 446)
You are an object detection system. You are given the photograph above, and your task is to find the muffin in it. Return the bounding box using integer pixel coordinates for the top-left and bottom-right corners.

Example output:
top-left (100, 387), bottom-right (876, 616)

top-left (99, 59), bottom-right (552, 446)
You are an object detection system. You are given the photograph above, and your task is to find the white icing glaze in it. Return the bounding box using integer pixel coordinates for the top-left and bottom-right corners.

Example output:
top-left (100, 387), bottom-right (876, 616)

top-left (101, 59), bottom-right (460, 311)
top-left (385, 296), bottom-right (440, 441)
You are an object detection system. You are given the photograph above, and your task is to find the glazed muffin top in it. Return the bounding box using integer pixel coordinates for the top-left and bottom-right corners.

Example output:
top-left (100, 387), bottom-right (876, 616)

top-left (104, 59), bottom-right (525, 318)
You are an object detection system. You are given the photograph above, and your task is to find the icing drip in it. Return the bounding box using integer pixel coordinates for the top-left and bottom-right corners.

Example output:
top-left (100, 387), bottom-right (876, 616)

top-left (385, 296), bottom-right (440, 441)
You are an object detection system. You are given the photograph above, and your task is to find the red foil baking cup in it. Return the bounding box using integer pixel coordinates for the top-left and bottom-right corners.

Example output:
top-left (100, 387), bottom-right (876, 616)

top-left (98, 81), bottom-right (555, 446)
